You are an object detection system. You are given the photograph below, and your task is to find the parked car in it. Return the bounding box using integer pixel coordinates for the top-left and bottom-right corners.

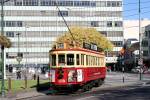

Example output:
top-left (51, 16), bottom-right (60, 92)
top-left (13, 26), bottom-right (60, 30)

top-left (131, 66), bottom-right (143, 73)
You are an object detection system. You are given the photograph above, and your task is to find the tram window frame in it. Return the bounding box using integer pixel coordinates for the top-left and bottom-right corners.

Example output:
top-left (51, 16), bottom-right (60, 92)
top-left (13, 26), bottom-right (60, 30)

top-left (58, 54), bottom-right (65, 66)
top-left (52, 55), bottom-right (56, 66)
top-left (67, 54), bottom-right (74, 65)
top-left (81, 54), bottom-right (84, 65)
top-left (76, 54), bottom-right (80, 65)
top-left (86, 55), bottom-right (89, 66)
top-left (98, 57), bottom-right (100, 66)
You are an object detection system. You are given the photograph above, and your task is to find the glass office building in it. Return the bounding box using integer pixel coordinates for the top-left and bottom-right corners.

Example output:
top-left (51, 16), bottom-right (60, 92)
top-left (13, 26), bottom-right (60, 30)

top-left (1, 0), bottom-right (123, 73)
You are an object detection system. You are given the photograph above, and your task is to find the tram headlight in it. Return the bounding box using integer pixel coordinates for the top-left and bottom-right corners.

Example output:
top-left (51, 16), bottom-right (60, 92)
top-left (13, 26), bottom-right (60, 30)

top-left (68, 70), bottom-right (77, 82)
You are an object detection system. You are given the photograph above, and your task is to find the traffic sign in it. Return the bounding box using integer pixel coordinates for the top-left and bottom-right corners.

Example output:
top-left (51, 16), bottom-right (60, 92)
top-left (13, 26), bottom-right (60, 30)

top-left (138, 59), bottom-right (143, 65)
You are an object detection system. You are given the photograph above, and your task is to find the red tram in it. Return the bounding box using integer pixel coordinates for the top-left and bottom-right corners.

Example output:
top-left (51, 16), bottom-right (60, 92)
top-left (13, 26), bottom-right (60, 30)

top-left (49, 42), bottom-right (106, 91)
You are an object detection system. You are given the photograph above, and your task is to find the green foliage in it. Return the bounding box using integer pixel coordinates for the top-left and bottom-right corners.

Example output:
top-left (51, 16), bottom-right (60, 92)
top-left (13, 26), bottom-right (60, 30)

top-left (0, 80), bottom-right (49, 94)
top-left (0, 35), bottom-right (11, 48)
top-left (55, 27), bottom-right (114, 51)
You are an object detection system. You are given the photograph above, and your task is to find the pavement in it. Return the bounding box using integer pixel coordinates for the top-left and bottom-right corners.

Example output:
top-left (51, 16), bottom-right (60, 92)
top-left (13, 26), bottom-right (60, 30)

top-left (1, 72), bottom-right (150, 100)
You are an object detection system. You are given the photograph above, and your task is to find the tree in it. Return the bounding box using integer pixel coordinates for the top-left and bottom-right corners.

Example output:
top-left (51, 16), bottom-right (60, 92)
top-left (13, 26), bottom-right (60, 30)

top-left (0, 35), bottom-right (11, 48)
top-left (54, 27), bottom-right (113, 51)
top-left (0, 35), bottom-right (11, 74)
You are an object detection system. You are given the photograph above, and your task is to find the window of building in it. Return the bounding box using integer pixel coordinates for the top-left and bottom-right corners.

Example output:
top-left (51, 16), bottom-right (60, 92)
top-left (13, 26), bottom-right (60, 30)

top-left (74, 1), bottom-right (82, 6)
top-left (6, 52), bottom-right (17, 59)
top-left (107, 31), bottom-right (123, 37)
top-left (107, 21), bottom-right (112, 27)
top-left (17, 21), bottom-right (22, 27)
top-left (145, 31), bottom-right (148, 37)
top-left (6, 32), bottom-right (14, 37)
top-left (91, 1), bottom-right (96, 7)
top-left (91, 21), bottom-right (99, 27)
top-left (58, 11), bottom-right (68, 17)
top-left (114, 21), bottom-right (122, 27)
top-left (149, 31), bottom-right (150, 38)
top-left (23, 0), bottom-right (38, 6)
top-left (142, 40), bottom-right (148, 47)
top-left (117, 1), bottom-right (122, 7)
top-left (107, 1), bottom-right (111, 7)
top-left (14, 0), bottom-right (22, 6)
top-left (111, 41), bottom-right (123, 47)
top-left (143, 50), bottom-right (148, 56)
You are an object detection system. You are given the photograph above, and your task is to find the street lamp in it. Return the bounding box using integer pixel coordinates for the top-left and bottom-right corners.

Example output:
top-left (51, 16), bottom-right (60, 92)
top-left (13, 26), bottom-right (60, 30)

top-left (16, 33), bottom-right (22, 71)
top-left (138, 0), bottom-right (143, 80)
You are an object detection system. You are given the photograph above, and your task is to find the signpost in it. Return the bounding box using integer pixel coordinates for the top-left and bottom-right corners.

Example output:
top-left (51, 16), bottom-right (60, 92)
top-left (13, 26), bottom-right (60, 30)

top-left (138, 58), bottom-right (143, 65)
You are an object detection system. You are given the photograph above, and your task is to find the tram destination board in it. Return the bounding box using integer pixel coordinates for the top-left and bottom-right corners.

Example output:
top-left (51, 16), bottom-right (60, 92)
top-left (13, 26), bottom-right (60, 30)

top-left (83, 42), bottom-right (102, 52)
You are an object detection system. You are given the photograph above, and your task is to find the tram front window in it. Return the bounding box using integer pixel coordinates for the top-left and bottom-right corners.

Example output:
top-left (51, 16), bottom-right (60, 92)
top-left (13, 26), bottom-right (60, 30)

top-left (67, 54), bottom-right (74, 65)
top-left (58, 54), bottom-right (65, 66)
top-left (52, 55), bottom-right (56, 66)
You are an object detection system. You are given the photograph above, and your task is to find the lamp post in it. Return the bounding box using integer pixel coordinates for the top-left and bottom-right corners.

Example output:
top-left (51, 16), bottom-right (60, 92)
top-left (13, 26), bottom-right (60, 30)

top-left (16, 33), bottom-right (22, 71)
top-left (138, 0), bottom-right (142, 80)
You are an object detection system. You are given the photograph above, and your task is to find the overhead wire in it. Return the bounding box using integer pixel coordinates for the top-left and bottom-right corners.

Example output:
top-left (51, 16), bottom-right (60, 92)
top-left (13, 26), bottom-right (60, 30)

top-left (123, 0), bottom-right (150, 5)
top-left (54, 1), bottom-right (77, 43)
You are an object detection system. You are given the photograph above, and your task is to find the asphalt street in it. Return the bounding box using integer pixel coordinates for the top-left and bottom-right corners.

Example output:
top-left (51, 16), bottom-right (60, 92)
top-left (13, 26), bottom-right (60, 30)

top-left (25, 82), bottom-right (150, 100)
top-left (19, 72), bottom-right (150, 100)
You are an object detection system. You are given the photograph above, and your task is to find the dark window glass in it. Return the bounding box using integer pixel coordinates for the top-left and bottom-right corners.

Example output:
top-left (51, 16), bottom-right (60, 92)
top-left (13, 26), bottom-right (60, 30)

top-left (91, 21), bottom-right (99, 27)
top-left (58, 54), bottom-right (65, 65)
top-left (58, 11), bottom-right (68, 17)
top-left (52, 55), bottom-right (56, 66)
top-left (6, 32), bottom-right (14, 37)
top-left (76, 54), bottom-right (80, 65)
top-left (107, 21), bottom-right (112, 27)
top-left (17, 21), bottom-right (22, 27)
top-left (67, 54), bottom-right (74, 65)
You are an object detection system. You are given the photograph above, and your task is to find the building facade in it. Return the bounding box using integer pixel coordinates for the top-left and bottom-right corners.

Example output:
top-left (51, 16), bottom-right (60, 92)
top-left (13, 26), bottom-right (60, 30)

top-left (142, 25), bottom-right (150, 66)
top-left (1, 0), bottom-right (123, 72)
top-left (124, 19), bottom-right (150, 40)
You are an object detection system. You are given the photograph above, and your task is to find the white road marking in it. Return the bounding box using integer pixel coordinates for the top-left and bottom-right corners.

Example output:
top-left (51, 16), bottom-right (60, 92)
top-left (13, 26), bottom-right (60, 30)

top-left (76, 96), bottom-right (95, 100)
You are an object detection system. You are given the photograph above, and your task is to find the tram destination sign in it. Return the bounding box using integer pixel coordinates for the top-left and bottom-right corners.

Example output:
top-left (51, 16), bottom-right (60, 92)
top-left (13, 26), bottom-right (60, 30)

top-left (83, 42), bottom-right (100, 51)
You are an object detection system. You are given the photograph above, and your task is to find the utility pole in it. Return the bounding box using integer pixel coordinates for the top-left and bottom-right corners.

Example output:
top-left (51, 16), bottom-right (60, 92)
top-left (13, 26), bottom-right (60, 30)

top-left (139, 0), bottom-right (142, 80)
top-left (16, 33), bottom-right (22, 71)
top-left (1, 0), bottom-right (5, 97)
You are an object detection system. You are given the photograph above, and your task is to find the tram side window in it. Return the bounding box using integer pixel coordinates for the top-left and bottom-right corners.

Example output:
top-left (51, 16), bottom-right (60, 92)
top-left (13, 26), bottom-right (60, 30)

top-left (52, 55), bottom-right (56, 66)
top-left (81, 54), bottom-right (84, 65)
top-left (86, 55), bottom-right (88, 66)
top-left (98, 57), bottom-right (100, 66)
top-left (67, 54), bottom-right (74, 65)
top-left (76, 54), bottom-right (80, 65)
top-left (58, 54), bottom-right (65, 66)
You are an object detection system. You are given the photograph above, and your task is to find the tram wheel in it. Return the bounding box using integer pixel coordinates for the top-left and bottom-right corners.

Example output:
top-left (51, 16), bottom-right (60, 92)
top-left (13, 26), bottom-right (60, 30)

top-left (95, 79), bottom-right (103, 87)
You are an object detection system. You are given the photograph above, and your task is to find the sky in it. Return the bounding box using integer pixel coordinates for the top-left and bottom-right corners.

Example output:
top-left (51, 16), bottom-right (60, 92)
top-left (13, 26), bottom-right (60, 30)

top-left (123, 0), bottom-right (150, 20)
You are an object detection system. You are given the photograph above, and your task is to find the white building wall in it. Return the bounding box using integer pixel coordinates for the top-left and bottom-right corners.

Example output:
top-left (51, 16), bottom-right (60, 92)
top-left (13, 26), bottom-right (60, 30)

top-left (124, 19), bottom-right (150, 40)
top-left (1, 0), bottom-right (123, 70)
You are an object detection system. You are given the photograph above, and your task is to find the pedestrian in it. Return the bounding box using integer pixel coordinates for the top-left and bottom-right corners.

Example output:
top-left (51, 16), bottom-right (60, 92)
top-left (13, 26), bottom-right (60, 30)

top-left (33, 74), bottom-right (36, 80)
top-left (107, 66), bottom-right (111, 72)
top-left (18, 70), bottom-right (21, 79)
top-left (16, 71), bottom-right (19, 79)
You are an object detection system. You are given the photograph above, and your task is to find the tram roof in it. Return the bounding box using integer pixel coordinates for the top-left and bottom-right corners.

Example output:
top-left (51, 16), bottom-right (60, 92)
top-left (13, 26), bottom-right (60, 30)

top-left (49, 42), bottom-right (104, 55)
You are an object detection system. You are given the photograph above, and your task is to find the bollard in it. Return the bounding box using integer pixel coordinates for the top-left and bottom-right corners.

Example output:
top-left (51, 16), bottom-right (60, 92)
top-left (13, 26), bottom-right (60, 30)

top-left (37, 75), bottom-right (40, 88)
top-left (25, 76), bottom-right (27, 89)
top-left (8, 78), bottom-right (11, 92)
